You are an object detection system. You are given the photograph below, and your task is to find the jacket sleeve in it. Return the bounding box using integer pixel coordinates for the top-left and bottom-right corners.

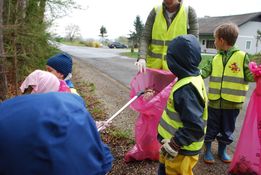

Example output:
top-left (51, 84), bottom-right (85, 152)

top-left (200, 58), bottom-right (213, 79)
top-left (244, 54), bottom-right (255, 82)
top-left (172, 83), bottom-right (205, 147)
top-left (101, 143), bottom-right (114, 174)
top-left (138, 8), bottom-right (156, 60)
top-left (187, 6), bottom-right (199, 38)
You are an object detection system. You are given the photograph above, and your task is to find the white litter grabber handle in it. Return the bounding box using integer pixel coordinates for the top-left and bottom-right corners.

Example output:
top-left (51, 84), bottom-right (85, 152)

top-left (98, 90), bottom-right (145, 132)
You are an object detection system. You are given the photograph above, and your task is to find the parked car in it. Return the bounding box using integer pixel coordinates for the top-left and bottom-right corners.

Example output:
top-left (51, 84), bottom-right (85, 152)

top-left (108, 42), bottom-right (127, 49)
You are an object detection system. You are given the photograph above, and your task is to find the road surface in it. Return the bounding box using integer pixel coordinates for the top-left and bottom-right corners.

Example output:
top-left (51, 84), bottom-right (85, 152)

top-left (59, 44), bottom-right (137, 87)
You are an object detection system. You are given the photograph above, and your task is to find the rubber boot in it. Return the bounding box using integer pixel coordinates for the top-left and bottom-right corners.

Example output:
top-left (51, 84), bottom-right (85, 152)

top-left (218, 142), bottom-right (231, 163)
top-left (203, 142), bottom-right (215, 164)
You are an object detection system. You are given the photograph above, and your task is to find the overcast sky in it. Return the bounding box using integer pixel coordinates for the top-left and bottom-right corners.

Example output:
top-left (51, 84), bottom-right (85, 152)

top-left (50, 0), bottom-right (261, 40)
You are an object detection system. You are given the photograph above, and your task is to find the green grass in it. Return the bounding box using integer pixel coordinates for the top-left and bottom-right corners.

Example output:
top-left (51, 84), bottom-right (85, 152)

top-left (111, 129), bottom-right (133, 140)
top-left (120, 50), bottom-right (214, 69)
top-left (61, 41), bottom-right (86, 46)
top-left (120, 51), bottom-right (138, 58)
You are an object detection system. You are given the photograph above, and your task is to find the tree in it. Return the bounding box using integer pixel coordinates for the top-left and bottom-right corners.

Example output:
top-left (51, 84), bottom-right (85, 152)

top-left (99, 25), bottom-right (107, 43)
top-left (0, 0), bottom-right (78, 99)
top-left (0, 0), bottom-right (7, 101)
top-left (116, 36), bottom-right (128, 45)
top-left (134, 15), bottom-right (144, 46)
top-left (65, 24), bottom-right (81, 41)
top-left (256, 30), bottom-right (261, 53)
top-left (129, 15), bottom-right (144, 51)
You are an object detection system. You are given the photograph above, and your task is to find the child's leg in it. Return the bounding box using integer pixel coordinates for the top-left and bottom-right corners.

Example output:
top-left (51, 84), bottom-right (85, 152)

top-left (204, 107), bottom-right (221, 163)
top-left (164, 154), bottom-right (199, 175)
top-left (158, 149), bottom-right (167, 175)
top-left (158, 163), bottom-right (166, 175)
top-left (204, 107), bottom-right (222, 142)
top-left (217, 108), bottom-right (240, 163)
top-left (217, 109), bottom-right (240, 144)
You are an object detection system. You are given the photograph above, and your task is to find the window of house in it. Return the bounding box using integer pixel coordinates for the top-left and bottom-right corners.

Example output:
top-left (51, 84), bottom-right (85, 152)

top-left (202, 40), bottom-right (205, 45)
top-left (206, 40), bottom-right (215, 49)
top-left (246, 41), bottom-right (251, 50)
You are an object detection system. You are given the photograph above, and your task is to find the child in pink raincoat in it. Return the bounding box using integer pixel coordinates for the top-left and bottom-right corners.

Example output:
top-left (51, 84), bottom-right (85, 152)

top-left (20, 69), bottom-right (70, 94)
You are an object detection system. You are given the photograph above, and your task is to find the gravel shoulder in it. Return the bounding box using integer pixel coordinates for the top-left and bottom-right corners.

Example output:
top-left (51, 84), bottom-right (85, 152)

top-left (73, 57), bottom-right (233, 175)
top-left (74, 58), bottom-right (137, 137)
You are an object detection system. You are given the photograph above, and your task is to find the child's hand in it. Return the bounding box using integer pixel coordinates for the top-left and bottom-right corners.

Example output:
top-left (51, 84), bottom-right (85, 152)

top-left (96, 120), bottom-right (111, 131)
top-left (160, 139), bottom-right (178, 157)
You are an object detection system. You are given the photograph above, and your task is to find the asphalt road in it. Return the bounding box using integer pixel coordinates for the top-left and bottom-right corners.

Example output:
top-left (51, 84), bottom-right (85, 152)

top-left (58, 44), bottom-right (137, 87)
top-left (59, 44), bottom-right (255, 151)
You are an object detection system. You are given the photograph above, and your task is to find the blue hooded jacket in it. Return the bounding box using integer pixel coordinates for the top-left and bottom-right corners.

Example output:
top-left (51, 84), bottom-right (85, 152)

top-left (0, 93), bottom-right (113, 175)
top-left (167, 34), bottom-right (201, 79)
top-left (164, 35), bottom-right (205, 155)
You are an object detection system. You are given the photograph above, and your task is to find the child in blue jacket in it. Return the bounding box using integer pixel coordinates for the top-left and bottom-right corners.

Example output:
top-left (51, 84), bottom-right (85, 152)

top-left (157, 35), bottom-right (208, 175)
top-left (0, 93), bottom-right (113, 175)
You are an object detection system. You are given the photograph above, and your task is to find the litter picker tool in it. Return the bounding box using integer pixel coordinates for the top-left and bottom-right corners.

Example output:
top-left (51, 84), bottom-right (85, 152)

top-left (98, 90), bottom-right (145, 132)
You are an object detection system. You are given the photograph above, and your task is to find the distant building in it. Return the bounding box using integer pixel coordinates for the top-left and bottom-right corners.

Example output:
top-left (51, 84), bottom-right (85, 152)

top-left (199, 12), bottom-right (261, 54)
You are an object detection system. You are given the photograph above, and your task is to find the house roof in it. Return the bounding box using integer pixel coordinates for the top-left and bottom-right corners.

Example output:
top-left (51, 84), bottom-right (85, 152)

top-left (199, 12), bottom-right (261, 35)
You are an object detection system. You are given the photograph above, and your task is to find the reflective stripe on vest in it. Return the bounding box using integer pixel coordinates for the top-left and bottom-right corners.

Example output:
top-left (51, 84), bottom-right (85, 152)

top-left (208, 51), bottom-right (248, 103)
top-left (158, 75), bottom-right (208, 151)
top-left (147, 4), bottom-right (187, 70)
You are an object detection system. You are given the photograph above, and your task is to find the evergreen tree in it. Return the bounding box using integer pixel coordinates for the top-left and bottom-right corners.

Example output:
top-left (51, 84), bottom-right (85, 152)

top-left (99, 25), bottom-right (107, 43)
top-left (134, 15), bottom-right (144, 46)
top-left (129, 15), bottom-right (144, 49)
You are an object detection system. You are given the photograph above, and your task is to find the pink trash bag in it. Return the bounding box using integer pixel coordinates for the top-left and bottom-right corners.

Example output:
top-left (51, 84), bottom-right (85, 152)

top-left (228, 62), bottom-right (261, 175)
top-left (124, 68), bottom-right (176, 162)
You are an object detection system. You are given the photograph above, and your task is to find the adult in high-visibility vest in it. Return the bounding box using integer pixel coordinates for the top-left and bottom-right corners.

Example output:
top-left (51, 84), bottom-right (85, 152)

top-left (128, 0), bottom-right (199, 163)
top-left (157, 35), bottom-right (207, 175)
top-left (135, 0), bottom-right (199, 72)
top-left (201, 23), bottom-right (255, 164)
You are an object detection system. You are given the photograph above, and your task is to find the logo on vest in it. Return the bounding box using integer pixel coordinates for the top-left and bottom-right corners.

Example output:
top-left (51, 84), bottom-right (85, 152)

top-left (229, 62), bottom-right (240, 73)
top-left (168, 98), bottom-right (173, 106)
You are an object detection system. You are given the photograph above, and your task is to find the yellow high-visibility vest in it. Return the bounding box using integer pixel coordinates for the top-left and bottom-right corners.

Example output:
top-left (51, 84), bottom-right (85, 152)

top-left (208, 51), bottom-right (248, 103)
top-left (147, 4), bottom-right (187, 70)
top-left (158, 75), bottom-right (208, 151)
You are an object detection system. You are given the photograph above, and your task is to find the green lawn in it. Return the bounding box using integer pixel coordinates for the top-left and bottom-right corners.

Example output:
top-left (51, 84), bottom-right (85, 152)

top-left (120, 50), bottom-right (214, 68)
top-left (61, 41), bottom-right (86, 46)
top-left (120, 51), bottom-right (138, 58)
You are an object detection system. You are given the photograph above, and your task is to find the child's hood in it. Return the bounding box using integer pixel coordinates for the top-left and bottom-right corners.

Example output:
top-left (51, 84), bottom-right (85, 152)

top-left (167, 34), bottom-right (201, 79)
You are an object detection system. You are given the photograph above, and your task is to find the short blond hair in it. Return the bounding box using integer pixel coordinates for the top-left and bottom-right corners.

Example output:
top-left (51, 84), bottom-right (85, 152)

top-left (214, 23), bottom-right (239, 46)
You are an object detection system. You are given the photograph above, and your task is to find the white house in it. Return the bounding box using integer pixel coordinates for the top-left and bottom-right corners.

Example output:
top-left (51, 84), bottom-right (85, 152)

top-left (199, 12), bottom-right (261, 54)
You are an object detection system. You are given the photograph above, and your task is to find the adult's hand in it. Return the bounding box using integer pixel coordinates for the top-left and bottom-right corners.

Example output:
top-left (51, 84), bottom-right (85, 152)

top-left (135, 59), bottom-right (146, 73)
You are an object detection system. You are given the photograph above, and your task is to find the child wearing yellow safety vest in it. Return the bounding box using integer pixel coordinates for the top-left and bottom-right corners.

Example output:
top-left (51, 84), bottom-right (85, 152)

top-left (201, 23), bottom-right (255, 164)
top-left (157, 34), bottom-right (208, 175)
